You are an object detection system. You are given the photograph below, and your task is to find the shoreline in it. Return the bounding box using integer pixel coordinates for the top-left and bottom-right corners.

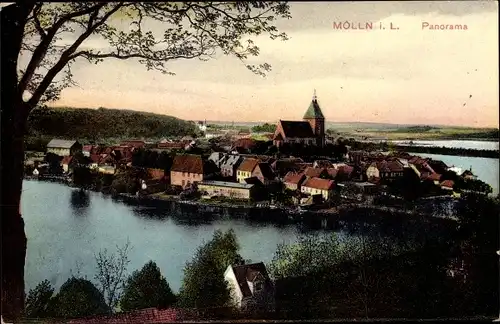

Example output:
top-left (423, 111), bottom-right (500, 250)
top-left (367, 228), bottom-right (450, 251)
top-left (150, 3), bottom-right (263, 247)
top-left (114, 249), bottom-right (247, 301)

top-left (23, 178), bottom-right (459, 229)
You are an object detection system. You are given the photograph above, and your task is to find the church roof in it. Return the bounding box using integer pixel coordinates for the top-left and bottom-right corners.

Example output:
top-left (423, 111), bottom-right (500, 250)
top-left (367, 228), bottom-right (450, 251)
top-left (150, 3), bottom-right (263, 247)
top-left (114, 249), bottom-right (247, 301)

top-left (303, 99), bottom-right (325, 119)
top-left (277, 120), bottom-right (315, 138)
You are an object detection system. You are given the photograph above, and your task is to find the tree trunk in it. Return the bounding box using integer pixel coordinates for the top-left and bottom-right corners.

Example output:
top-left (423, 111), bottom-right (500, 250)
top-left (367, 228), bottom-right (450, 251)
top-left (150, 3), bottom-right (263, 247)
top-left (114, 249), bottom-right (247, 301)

top-left (1, 4), bottom-right (33, 322)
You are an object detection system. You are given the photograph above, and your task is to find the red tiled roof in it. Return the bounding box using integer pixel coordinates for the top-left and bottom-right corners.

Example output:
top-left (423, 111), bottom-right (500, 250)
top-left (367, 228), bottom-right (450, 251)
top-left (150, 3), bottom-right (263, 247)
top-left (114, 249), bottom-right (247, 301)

top-left (425, 173), bottom-right (441, 181)
top-left (82, 145), bottom-right (93, 152)
top-left (90, 154), bottom-right (100, 163)
top-left (120, 140), bottom-right (145, 149)
top-left (338, 165), bottom-right (354, 175)
top-left (326, 168), bottom-right (338, 179)
top-left (314, 160), bottom-right (333, 168)
top-left (233, 138), bottom-right (257, 150)
top-left (302, 177), bottom-right (335, 190)
top-left (441, 180), bottom-right (455, 188)
top-left (304, 167), bottom-right (326, 178)
top-left (283, 172), bottom-right (305, 185)
top-left (256, 162), bottom-right (275, 180)
top-left (171, 155), bottom-right (203, 174)
top-left (238, 158), bottom-right (260, 172)
top-left (372, 160), bottom-right (404, 173)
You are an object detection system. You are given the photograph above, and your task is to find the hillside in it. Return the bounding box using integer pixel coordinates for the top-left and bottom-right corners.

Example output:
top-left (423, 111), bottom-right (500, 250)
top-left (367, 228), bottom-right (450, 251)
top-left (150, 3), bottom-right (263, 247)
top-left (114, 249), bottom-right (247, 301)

top-left (27, 106), bottom-right (198, 142)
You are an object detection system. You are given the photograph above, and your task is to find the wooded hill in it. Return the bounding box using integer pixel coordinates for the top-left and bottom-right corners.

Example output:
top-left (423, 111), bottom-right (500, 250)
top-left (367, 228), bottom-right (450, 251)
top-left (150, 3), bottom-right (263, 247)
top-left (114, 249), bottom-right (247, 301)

top-left (27, 106), bottom-right (198, 141)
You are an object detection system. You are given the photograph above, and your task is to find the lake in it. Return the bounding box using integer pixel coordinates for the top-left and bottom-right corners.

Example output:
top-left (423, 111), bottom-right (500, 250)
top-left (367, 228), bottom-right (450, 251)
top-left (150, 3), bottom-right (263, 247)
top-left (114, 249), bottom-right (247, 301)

top-left (21, 180), bottom-right (334, 294)
top-left (392, 140), bottom-right (499, 151)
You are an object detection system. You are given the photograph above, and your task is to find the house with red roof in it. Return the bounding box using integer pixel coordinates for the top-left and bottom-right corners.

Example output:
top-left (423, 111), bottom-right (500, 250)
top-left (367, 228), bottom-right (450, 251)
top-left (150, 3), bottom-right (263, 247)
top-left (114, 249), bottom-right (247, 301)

top-left (120, 140), bottom-right (145, 149)
top-left (170, 154), bottom-right (216, 189)
top-left (283, 172), bottom-right (306, 191)
top-left (303, 167), bottom-right (328, 179)
top-left (61, 156), bottom-right (73, 173)
top-left (301, 177), bottom-right (335, 201)
top-left (236, 158), bottom-right (260, 183)
top-left (366, 160), bottom-right (404, 180)
top-left (440, 180), bottom-right (455, 191)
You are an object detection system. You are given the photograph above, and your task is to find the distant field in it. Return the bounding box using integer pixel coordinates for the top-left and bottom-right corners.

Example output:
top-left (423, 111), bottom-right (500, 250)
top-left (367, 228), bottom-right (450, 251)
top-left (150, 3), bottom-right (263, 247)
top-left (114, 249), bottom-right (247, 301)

top-left (335, 126), bottom-right (499, 140)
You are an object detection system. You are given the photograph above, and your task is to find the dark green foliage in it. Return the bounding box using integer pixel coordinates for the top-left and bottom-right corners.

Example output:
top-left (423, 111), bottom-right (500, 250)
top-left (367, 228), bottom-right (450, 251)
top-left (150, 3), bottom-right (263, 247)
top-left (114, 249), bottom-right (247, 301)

top-left (178, 230), bottom-right (243, 308)
top-left (50, 277), bottom-right (110, 318)
top-left (120, 261), bottom-right (176, 311)
top-left (72, 166), bottom-right (93, 190)
top-left (27, 106), bottom-right (198, 141)
top-left (251, 123), bottom-right (276, 133)
top-left (24, 280), bottom-right (54, 318)
top-left (132, 149), bottom-right (174, 171)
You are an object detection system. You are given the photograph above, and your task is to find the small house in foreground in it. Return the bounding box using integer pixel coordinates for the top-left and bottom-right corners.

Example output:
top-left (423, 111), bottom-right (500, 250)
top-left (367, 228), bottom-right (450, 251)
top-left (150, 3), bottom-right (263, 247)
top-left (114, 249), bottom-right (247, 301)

top-left (224, 262), bottom-right (275, 312)
top-left (198, 180), bottom-right (256, 200)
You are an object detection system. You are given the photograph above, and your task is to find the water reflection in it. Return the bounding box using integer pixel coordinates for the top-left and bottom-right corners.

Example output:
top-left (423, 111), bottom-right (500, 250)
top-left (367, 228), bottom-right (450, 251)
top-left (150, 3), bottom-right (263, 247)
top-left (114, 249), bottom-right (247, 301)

top-left (69, 189), bottom-right (90, 214)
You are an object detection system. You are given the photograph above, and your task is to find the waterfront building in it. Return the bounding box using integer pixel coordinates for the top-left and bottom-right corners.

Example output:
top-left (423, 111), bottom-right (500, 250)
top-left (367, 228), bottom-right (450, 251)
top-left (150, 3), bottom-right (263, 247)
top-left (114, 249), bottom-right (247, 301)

top-left (170, 154), bottom-right (217, 189)
top-left (273, 90), bottom-right (326, 148)
top-left (301, 177), bottom-right (335, 201)
top-left (224, 262), bottom-right (275, 312)
top-left (283, 172), bottom-right (306, 191)
top-left (46, 139), bottom-right (82, 157)
top-left (236, 158), bottom-right (260, 183)
top-left (198, 180), bottom-right (256, 200)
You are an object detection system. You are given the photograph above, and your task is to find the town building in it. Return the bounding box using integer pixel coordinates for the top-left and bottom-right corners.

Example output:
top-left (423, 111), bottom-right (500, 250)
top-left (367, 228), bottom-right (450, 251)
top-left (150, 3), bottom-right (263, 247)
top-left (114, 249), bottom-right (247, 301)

top-left (220, 155), bottom-right (244, 179)
top-left (301, 177), bottom-right (335, 201)
top-left (273, 90), bottom-right (326, 147)
top-left (120, 140), bottom-right (145, 149)
top-left (224, 262), bottom-right (275, 312)
top-left (198, 180), bottom-right (257, 200)
top-left (46, 139), bottom-right (82, 156)
top-left (236, 158), bottom-right (260, 183)
top-left (366, 160), bottom-right (404, 180)
top-left (170, 154), bottom-right (216, 189)
top-left (283, 172), bottom-right (306, 191)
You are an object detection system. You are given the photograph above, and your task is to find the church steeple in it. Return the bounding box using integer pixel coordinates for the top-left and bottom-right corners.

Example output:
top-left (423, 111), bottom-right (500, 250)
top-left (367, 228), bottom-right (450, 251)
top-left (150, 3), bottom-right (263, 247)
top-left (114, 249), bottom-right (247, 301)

top-left (303, 89), bottom-right (325, 120)
top-left (303, 89), bottom-right (325, 147)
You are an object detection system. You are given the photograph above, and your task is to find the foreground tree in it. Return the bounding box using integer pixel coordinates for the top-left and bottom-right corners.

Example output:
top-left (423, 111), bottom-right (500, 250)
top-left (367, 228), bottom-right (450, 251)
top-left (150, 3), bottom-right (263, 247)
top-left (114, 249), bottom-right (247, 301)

top-left (178, 229), bottom-right (243, 308)
top-left (0, 2), bottom-right (290, 319)
top-left (49, 277), bottom-right (110, 318)
top-left (120, 261), bottom-right (176, 312)
top-left (23, 280), bottom-right (55, 318)
top-left (94, 240), bottom-right (132, 313)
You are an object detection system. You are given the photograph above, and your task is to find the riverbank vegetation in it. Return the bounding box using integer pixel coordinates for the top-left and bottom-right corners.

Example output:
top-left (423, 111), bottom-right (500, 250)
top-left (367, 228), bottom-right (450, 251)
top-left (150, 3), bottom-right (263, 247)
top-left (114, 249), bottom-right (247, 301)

top-left (26, 106), bottom-right (200, 146)
top-left (22, 193), bottom-right (499, 320)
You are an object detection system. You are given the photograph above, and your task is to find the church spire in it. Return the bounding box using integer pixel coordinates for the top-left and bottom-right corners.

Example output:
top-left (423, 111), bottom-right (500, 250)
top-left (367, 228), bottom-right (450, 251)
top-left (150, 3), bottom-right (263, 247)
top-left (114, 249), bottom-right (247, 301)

top-left (303, 89), bottom-right (325, 119)
top-left (313, 89), bottom-right (317, 101)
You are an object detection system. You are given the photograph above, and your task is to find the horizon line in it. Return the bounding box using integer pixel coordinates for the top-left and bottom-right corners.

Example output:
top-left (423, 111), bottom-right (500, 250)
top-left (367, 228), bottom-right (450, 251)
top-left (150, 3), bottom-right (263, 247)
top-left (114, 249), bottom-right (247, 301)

top-left (48, 105), bottom-right (499, 130)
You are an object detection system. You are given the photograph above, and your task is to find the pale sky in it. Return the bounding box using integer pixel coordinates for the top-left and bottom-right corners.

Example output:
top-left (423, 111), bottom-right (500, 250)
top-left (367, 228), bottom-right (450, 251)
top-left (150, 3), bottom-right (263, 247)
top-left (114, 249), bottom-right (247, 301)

top-left (46, 1), bottom-right (498, 127)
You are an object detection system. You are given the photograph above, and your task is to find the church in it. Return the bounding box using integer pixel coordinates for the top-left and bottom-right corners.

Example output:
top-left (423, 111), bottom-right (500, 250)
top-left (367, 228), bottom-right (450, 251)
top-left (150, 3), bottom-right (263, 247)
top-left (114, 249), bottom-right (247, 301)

top-left (273, 90), bottom-right (326, 147)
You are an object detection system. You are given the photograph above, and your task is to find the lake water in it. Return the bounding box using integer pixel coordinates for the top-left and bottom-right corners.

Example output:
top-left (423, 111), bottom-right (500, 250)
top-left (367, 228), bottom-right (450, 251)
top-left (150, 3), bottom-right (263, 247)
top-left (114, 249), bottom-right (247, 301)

top-left (21, 180), bottom-right (332, 293)
top-left (392, 140), bottom-right (499, 151)
top-left (21, 140), bottom-right (498, 294)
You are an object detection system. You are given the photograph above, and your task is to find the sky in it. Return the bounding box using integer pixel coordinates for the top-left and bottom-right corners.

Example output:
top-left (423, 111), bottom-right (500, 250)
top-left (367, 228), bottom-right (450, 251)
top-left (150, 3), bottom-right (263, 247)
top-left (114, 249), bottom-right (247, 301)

top-left (37, 1), bottom-right (499, 127)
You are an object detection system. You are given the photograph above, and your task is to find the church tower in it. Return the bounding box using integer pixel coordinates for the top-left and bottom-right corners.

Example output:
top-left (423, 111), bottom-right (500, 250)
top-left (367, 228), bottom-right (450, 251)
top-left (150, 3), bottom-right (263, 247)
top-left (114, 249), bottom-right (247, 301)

top-left (303, 89), bottom-right (325, 147)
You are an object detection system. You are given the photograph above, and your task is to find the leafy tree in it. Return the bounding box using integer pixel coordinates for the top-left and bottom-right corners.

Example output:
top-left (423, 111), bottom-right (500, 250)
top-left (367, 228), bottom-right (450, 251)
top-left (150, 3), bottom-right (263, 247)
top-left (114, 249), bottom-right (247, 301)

top-left (1, 2), bottom-right (291, 319)
top-left (251, 123), bottom-right (276, 133)
top-left (178, 229), bottom-right (243, 308)
top-left (50, 277), bottom-right (110, 318)
top-left (94, 240), bottom-right (132, 313)
top-left (72, 165), bottom-right (93, 190)
top-left (24, 280), bottom-right (54, 318)
top-left (120, 261), bottom-right (176, 312)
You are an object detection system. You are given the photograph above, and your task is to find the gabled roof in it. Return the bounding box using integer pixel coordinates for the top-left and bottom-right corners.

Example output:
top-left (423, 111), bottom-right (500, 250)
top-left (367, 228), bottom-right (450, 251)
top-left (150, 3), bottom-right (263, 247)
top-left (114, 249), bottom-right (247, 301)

top-left (283, 172), bottom-right (305, 185)
top-left (303, 98), bottom-right (325, 119)
top-left (171, 155), bottom-right (204, 174)
top-left (221, 155), bottom-right (242, 169)
top-left (238, 158), bottom-right (260, 172)
top-left (304, 167), bottom-right (326, 178)
top-left (302, 177), bottom-right (335, 190)
top-left (47, 139), bottom-right (78, 149)
top-left (326, 167), bottom-right (338, 179)
top-left (82, 145), bottom-right (93, 152)
top-left (314, 160), bottom-right (333, 168)
top-left (233, 138), bottom-right (257, 150)
top-left (277, 121), bottom-right (315, 138)
top-left (230, 262), bottom-right (271, 298)
top-left (441, 180), bottom-right (455, 188)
